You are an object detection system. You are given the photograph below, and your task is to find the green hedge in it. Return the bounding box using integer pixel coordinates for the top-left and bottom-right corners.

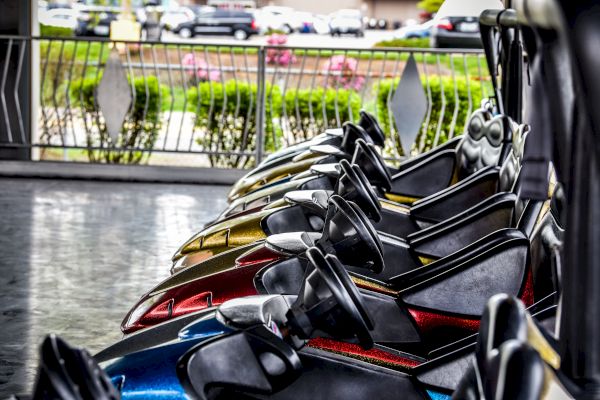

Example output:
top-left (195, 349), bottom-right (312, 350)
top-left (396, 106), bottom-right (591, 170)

top-left (40, 24), bottom-right (74, 37)
top-left (187, 81), bottom-right (361, 168)
top-left (375, 76), bottom-right (482, 155)
top-left (70, 74), bottom-right (162, 164)
top-left (283, 87), bottom-right (361, 141)
top-left (373, 37), bottom-right (430, 48)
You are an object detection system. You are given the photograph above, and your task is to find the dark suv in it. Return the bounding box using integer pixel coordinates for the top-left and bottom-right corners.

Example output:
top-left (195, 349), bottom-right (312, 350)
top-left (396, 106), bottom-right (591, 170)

top-left (174, 9), bottom-right (258, 40)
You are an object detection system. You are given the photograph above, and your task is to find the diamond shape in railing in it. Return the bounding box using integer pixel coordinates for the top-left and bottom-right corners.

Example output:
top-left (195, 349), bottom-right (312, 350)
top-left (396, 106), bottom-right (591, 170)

top-left (391, 54), bottom-right (427, 155)
top-left (97, 48), bottom-right (132, 142)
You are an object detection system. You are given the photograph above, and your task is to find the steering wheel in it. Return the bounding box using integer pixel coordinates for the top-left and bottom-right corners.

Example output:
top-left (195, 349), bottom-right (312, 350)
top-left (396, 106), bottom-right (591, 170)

top-left (340, 122), bottom-right (375, 154)
top-left (322, 195), bottom-right (384, 273)
top-left (337, 159), bottom-right (382, 222)
top-left (306, 247), bottom-right (374, 349)
top-left (352, 139), bottom-right (392, 192)
top-left (33, 335), bottom-right (121, 400)
top-left (358, 110), bottom-right (386, 147)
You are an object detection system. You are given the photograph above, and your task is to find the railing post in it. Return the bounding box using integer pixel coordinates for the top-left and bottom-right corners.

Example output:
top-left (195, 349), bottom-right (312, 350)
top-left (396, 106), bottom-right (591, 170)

top-left (255, 46), bottom-right (266, 166)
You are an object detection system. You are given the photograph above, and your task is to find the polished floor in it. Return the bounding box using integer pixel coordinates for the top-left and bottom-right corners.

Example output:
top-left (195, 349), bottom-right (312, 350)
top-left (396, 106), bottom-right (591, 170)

top-left (0, 178), bottom-right (229, 396)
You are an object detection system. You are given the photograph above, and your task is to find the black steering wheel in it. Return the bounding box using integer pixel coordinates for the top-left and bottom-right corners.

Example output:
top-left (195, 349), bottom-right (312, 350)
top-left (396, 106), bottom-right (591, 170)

top-left (337, 159), bottom-right (382, 222)
top-left (321, 195), bottom-right (384, 273)
top-left (358, 110), bottom-right (386, 147)
top-left (340, 122), bottom-right (375, 154)
top-left (306, 247), bottom-right (374, 349)
top-left (33, 335), bottom-right (121, 400)
top-left (352, 139), bottom-right (392, 192)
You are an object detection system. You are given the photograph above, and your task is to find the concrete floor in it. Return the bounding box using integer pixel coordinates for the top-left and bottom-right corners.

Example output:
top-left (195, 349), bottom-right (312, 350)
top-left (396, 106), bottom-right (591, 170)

top-left (0, 178), bottom-right (229, 397)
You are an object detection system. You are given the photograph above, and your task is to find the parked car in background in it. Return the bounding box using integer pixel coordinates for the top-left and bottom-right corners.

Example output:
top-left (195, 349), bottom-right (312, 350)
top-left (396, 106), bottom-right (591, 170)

top-left (430, 16), bottom-right (481, 48)
top-left (160, 7), bottom-right (195, 31)
top-left (173, 9), bottom-right (259, 40)
top-left (393, 19), bottom-right (434, 39)
top-left (329, 9), bottom-right (364, 37)
top-left (39, 8), bottom-right (80, 30)
top-left (75, 10), bottom-right (118, 37)
top-left (260, 6), bottom-right (298, 33)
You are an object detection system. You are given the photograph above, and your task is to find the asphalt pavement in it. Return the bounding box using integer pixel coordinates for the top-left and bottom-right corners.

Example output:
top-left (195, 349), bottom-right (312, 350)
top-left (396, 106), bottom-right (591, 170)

top-left (0, 178), bottom-right (229, 397)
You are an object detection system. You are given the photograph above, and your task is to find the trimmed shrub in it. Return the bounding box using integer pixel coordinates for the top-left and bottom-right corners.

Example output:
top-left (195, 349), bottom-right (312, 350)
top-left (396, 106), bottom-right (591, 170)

top-left (375, 76), bottom-right (482, 155)
top-left (283, 87), bottom-right (361, 141)
top-left (373, 37), bottom-right (430, 48)
top-left (40, 24), bottom-right (74, 37)
top-left (187, 81), bottom-right (362, 168)
top-left (187, 80), bottom-right (283, 168)
top-left (70, 74), bottom-right (162, 164)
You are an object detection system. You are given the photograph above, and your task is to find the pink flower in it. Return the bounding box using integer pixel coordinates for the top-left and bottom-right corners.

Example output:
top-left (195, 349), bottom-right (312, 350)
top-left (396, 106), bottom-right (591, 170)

top-left (266, 34), bottom-right (296, 66)
top-left (323, 55), bottom-right (364, 91)
top-left (181, 53), bottom-right (221, 82)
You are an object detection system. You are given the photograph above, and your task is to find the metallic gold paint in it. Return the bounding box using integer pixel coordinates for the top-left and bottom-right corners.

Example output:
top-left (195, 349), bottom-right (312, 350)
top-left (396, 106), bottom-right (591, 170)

top-left (228, 156), bottom-right (328, 201)
top-left (384, 192), bottom-right (420, 204)
top-left (379, 199), bottom-right (411, 214)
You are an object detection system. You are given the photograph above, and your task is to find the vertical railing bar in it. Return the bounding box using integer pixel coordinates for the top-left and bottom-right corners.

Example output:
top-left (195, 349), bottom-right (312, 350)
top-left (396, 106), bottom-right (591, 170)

top-left (139, 45), bottom-right (150, 140)
top-left (162, 44), bottom-right (175, 150)
top-left (477, 54), bottom-right (486, 101)
top-left (39, 39), bottom-right (52, 142)
top-left (123, 43), bottom-right (137, 161)
top-left (321, 50), bottom-right (331, 129)
top-left (203, 46), bottom-right (216, 154)
top-left (280, 46), bottom-right (294, 145)
top-left (419, 52), bottom-right (433, 153)
top-left (79, 41), bottom-right (92, 156)
top-left (14, 39), bottom-right (27, 144)
top-left (150, 45), bottom-right (163, 152)
top-left (448, 54), bottom-right (460, 139)
top-left (375, 50), bottom-right (387, 140)
top-left (93, 42), bottom-right (105, 153)
top-left (230, 48), bottom-right (241, 121)
top-left (432, 54), bottom-right (446, 147)
top-left (255, 46), bottom-right (266, 164)
top-left (348, 50), bottom-right (360, 124)
top-left (187, 46), bottom-right (202, 151)
top-left (294, 49), bottom-right (306, 140)
top-left (215, 47), bottom-right (227, 159)
top-left (360, 51), bottom-right (373, 103)
top-left (64, 40), bottom-right (78, 146)
top-left (463, 54), bottom-right (473, 135)
top-left (267, 49), bottom-right (280, 150)
top-left (0, 39), bottom-right (14, 143)
top-left (333, 50), bottom-right (348, 127)
top-left (237, 47), bottom-right (253, 166)
top-left (51, 39), bottom-right (66, 145)
top-left (307, 51), bottom-right (319, 134)
top-left (386, 50), bottom-right (402, 158)
top-left (174, 44), bottom-right (188, 151)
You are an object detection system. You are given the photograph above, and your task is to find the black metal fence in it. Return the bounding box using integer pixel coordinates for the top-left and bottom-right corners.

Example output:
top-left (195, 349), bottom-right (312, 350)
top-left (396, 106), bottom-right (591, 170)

top-left (0, 35), bottom-right (490, 168)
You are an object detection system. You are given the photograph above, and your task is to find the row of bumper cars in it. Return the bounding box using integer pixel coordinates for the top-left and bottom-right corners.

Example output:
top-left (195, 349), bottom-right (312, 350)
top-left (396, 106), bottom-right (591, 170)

top-left (21, 1), bottom-right (600, 399)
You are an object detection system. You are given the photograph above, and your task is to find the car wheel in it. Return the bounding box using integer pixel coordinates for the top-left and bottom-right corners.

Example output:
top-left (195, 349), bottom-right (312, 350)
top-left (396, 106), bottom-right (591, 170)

top-left (233, 29), bottom-right (248, 40)
top-left (179, 27), bottom-right (192, 38)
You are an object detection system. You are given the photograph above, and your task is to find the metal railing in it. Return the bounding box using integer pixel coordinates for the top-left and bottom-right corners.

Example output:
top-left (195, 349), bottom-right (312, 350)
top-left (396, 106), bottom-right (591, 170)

top-left (0, 35), bottom-right (490, 168)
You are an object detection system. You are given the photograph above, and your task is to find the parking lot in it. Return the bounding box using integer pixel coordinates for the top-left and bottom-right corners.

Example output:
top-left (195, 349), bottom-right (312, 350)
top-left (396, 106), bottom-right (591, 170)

top-left (161, 29), bottom-right (397, 49)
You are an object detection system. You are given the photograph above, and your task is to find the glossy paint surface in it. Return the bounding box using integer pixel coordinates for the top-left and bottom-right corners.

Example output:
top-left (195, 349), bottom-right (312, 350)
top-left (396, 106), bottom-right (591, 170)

top-left (0, 178), bottom-right (228, 396)
top-left (105, 316), bottom-right (231, 399)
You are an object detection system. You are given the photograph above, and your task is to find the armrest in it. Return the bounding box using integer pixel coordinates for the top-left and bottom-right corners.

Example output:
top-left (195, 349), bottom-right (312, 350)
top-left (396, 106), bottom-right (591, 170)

top-left (410, 166), bottom-right (500, 224)
top-left (389, 149), bottom-right (457, 200)
top-left (408, 193), bottom-right (517, 259)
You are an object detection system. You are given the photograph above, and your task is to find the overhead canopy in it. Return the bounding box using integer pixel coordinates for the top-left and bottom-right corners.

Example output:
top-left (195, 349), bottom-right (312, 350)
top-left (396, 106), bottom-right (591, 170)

top-left (435, 0), bottom-right (504, 19)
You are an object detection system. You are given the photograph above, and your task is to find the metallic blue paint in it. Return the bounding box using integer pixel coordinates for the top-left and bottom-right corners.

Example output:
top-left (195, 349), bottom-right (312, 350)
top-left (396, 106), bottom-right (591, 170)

top-left (103, 315), bottom-right (233, 399)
